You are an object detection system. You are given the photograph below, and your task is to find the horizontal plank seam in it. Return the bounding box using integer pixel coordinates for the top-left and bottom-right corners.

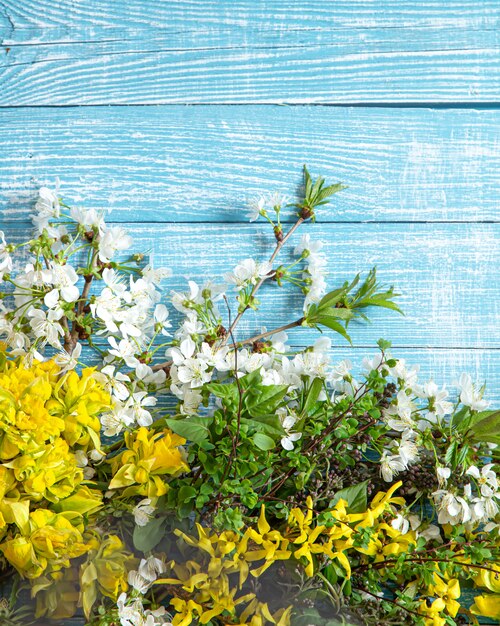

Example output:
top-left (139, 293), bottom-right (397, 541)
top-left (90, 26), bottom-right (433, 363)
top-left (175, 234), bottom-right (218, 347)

top-left (1, 103), bottom-right (500, 109)
top-left (92, 222), bottom-right (500, 227)
top-left (4, 25), bottom-right (500, 39)
top-left (3, 44), bottom-right (499, 61)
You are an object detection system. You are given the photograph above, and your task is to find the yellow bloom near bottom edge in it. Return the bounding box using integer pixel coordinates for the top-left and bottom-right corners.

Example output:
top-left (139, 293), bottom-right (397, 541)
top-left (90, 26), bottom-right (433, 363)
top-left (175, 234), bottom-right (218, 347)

top-left (470, 594), bottom-right (500, 620)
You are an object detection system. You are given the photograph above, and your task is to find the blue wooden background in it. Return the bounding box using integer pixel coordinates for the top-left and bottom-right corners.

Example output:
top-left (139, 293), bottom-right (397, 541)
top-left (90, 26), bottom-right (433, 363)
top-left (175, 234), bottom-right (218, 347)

top-left (0, 1), bottom-right (499, 624)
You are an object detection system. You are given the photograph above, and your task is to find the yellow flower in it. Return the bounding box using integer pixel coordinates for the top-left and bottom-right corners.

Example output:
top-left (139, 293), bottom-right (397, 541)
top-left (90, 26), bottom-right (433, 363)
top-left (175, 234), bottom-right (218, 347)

top-left (369, 481), bottom-right (405, 518)
top-left (0, 509), bottom-right (88, 579)
top-left (430, 575), bottom-right (461, 617)
top-left (31, 566), bottom-right (80, 619)
top-left (80, 533), bottom-right (137, 618)
top-left (0, 359), bottom-right (64, 458)
top-left (247, 505), bottom-right (290, 577)
top-left (470, 594), bottom-right (500, 620)
top-left (4, 438), bottom-right (83, 503)
top-left (109, 427), bottom-right (189, 497)
top-left (239, 598), bottom-right (275, 626)
top-left (473, 562), bottom-right (500, 593)
top-left (170, 598), bottom-right (203, 626)
top-left (52, 485), bottom-right (103, 517)
top-left (419, 598), bottom-right (447, 626)
top-left (48, 367), bottom-right (110, 452)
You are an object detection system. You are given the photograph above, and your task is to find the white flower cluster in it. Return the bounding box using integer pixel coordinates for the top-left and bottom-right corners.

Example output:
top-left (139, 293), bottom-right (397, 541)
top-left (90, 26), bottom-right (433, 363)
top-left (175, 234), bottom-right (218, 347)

top-left (0, 187), bottom-right (175, 437)
top-left (294, 234), bottom-right (327, 309)
top-left (117, 557), bottom-right (170, 626)
top-left (433, 463), bottom-right (499, 526)
top-left (377, 355), bottom-right (498, 526)
top-left (246, 192), bottom-right (289, 222)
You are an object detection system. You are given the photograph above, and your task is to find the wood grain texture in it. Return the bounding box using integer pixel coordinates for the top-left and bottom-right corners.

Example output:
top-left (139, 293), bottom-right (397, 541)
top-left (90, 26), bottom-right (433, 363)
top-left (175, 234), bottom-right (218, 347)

top-left (1, 105), bottom-right (499, 223)
top-left (0, 1), bottom-right (498, 104)
top-left (2, 221), bottom-right (498, 350)
top-left (0, 2), bottom-right (498, 624)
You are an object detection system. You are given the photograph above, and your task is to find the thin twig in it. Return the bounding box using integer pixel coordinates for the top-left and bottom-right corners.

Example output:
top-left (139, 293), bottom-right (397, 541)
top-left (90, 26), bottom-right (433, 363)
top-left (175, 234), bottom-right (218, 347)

top-left (152, 218), bottom-right (306, 371)
top-left (214, 296), bottom-right (245, 513)
top-left (237, 317), bottom-right (304, 346)
top-left (353, 586), bottom-right (421, 618)
top-left (221, 217), bottom-right (304, 346)
top-left (67, 239), bottom-right (100, 351)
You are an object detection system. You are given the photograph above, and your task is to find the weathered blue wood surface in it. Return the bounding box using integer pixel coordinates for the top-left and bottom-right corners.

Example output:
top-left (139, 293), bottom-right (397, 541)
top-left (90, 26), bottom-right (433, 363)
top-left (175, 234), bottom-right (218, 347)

top-left (0, 106), bottom-right (499, 223)
top-left (0, 1), bottom-right (498, 624)
top-left (0, 1), bottom-right (499, 104)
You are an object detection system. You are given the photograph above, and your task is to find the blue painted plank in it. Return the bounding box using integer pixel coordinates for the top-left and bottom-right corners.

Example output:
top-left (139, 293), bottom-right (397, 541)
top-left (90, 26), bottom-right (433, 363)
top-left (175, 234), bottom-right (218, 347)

top-left (1, 220), bottom-right (498, 350)
top-left (0, 1), bottom-right (498, 104)
top-left (0, 105), bottom-right (498, 223)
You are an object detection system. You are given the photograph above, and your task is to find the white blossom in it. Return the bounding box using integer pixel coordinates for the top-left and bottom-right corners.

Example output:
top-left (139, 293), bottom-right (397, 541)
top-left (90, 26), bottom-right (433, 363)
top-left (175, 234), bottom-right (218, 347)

top-left (246, 196), bottom-right (266, 222)
top-left (108, 337), bottom-right (140, 368)
top-left (55, 342), bottom-right (82, 373)
top-left (98, 226), bottom-right (133, 262)
top-left (0, 231), bottom-right (13, 273)
top-left (28, 307), bottom-right (64, 348)
top-left (432, 489), bottom-right (471, 525)
top-left (416, 381), bottom-right (453, 420)
top-left (466, 463), bottom-right (498, 497)
top-left (225, 258), bottom-right (272, 290)
top-left (32, 186), bottom-right (60, 233)
top-left (127, 391), bottom-right (157, 427)
top-left (70, 206), bottom-right (106, 233)
top-left (380, 451), bottom-right (406, 482)
top-left (171, 281), bottom-right (204, 314)
top-left (133, 499), bottom-right (156, 527)
top-left (458, 373), bottom-right (489, 411)
top-left (278, 409), bottom-right (302, 450)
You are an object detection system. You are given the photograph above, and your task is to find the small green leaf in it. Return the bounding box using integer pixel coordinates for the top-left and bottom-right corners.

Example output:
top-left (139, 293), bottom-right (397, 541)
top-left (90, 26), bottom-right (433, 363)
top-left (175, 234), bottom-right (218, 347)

top-left (133, 517), bottom-right (165, 552)
top-left (301, 377), bottom-right (324, 417)
top-left (468, 410), bottom-right (500, 445)
top-left (315, 316), bottom-right (352, 344)
top-left (165, 416), bottom-right (212, 443)
top-left (252, 433), bottom-right (276, 451)
top-left (178, 485), bottom-right (197, 504)
top-left (377, 338), bottom-right (392, 351)
top-left (330, 481), bottom-right (368, 513)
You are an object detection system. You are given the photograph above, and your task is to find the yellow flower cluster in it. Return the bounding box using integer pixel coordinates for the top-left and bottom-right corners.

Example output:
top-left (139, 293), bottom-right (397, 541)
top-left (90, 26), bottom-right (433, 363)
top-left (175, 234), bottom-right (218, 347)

top-left (0, 355), bottom-right (114, 611)
top-left (156, 512), bottom-right (292, 626)
top-left (156, 484), bottom-right (411, 626)
top-left (109, 426), bottom-right (189, 498)
top-left (31, 533), bottom-right (136, 620)
top-left (470, 561), bottom-right (500, 621)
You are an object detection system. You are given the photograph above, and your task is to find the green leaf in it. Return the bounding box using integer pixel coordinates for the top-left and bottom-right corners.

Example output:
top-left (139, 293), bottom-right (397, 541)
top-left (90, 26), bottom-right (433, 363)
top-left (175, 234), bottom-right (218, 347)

top-left (252, 432), bottom-right (276, 451)
top-left (445, 440), bottom-right (458, 467)
top-left (314, 316), bottom-right (352, 344)
top-left (178, 485), bottom-right (197, 504)
top-left (317, 306), bottom-right (354, 321)
top-left (165, 416), bottom-right (212, 443)
top-left (329, 481), bottom-right (368, 513)
top-left (133, 517), bottom-right (165, 553)
top-left (242, 414), bottom-right (283, 436)
top-left (301, 377), bottom-right (324, 417)
top-left (468, 410), bottom-right (500, 445)
top-left (245, 384), bottom-right (289, 416)
top-left (377, 338), bottom-right (392, 351)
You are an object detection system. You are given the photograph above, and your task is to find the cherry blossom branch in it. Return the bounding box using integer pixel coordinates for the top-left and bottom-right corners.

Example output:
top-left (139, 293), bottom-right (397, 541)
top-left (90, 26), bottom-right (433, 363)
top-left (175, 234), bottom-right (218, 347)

top-left (67, 238), bottom-right (100, 352)
top-left (236, 317), bottom-right (304, 347)
top-left (220, 217), bottom-right (305, 346)
top-left (151, 219), bottom-right (305, 372)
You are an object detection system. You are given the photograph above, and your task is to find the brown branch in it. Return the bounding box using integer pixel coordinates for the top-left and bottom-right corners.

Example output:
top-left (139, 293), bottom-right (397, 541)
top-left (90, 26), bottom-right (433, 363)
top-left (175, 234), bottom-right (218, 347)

top-left (237, 317), bottom-right (304, 347)
top-left (221, 217), bottom-right (305, 346)
top-left (68, 239), bottom-right (100, 351)
top-left (353, 586), bottom-right (421, 618)
top-left (214, 296), bottom-right (245, 513)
